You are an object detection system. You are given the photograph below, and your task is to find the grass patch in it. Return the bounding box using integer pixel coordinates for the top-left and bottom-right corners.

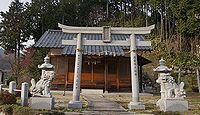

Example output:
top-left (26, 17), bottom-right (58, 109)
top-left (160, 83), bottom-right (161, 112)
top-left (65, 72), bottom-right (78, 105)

top-left (105, 92), bottom-right (200, 115)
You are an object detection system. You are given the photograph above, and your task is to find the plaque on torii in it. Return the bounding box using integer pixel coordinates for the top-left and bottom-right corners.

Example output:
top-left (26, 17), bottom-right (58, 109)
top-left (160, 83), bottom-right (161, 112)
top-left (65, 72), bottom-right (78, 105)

top-left (59, 23), bottom-right (155, 109)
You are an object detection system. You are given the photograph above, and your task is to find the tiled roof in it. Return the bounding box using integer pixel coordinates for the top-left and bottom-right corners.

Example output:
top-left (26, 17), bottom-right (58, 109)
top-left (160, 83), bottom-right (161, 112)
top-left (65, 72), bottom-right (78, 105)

top-left (62, 45), bottom-right (125, 56)
top-left (34, 30), bottom-right (152, 56)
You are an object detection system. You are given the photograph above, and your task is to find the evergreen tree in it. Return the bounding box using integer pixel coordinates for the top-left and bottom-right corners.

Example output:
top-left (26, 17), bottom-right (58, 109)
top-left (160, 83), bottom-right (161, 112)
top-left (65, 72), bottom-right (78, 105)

top-left (0, 0), bottom-right (31, 83)
top-left (0, 0), bottom-right (31, 58)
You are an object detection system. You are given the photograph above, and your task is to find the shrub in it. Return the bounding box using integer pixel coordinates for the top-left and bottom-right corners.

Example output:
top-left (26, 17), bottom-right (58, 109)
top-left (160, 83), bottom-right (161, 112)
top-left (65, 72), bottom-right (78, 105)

top-left (0, 91), bottom-right (17, 105)
top-left (1, 104), bottom-right (13, 114)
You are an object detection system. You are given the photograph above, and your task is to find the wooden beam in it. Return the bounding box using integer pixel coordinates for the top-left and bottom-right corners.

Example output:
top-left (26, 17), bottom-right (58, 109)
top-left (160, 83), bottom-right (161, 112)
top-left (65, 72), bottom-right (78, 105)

top-left (104, 58), bottom-right (108, 92)
top-left (117, 58), bottom-right (120, 92)
top-left (91, 63), bottom-right (94, 82)
top-left (63, 56), bottom-right (69, 95)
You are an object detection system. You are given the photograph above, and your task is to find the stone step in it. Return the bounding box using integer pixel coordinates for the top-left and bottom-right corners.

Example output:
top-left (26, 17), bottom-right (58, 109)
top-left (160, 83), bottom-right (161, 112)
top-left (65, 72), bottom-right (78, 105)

top-left (83, 111), bottom-right (133, 115)
top-left (81, 89), bottom-right (104, 94)
top-left (82, 111), bottom-right (153, 115)
top-left (86, 109), bottom-right (127, 112)
top-left (65, 111), bottom-right (154, 115)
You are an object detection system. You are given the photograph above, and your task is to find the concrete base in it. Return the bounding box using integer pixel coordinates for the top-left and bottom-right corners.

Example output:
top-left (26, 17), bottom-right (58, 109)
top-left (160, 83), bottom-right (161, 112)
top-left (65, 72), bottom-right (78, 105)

top-left (158, 99), bottom-right (188, 112)
top-left (30, 97), bottom-right (54, 110)
top-left (68, 101), bottom-right (82, 109)
top-left (128, 101), bottom-right (145, 110)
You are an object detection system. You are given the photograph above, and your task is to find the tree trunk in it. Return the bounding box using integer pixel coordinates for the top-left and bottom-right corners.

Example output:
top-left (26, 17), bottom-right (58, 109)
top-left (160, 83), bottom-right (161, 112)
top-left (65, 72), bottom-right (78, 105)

top-left (124, 0), bottom-right (126, 22)
top-left (178, 68), bottom-right (181, 84)
top-left (14, 39), bottom-right (17, 62)
top-left (164, 0), bottom-right (168, 40)
top-left (168, 15), bottom-right (171, 38)
top-left (191, 37), bottom-right (194, 54)
top-left (119, 0), bottom-right (123, 26)
top-left (145, 3), bottom-right (148, 27)
top-left (16, 35), bottom-right (21, 84)
top-left (179, 33), bottom-right (182, 51)
top-left (106, 0), bottom-right (109, 18)
top-left (131, 0), bottom-right (135, 27)
top-left (155, 9), bottom-right (158, 35)
top-left (160, 11), bottom-right (164, 42)
top-left (196, 69), bottom-right (200, 93)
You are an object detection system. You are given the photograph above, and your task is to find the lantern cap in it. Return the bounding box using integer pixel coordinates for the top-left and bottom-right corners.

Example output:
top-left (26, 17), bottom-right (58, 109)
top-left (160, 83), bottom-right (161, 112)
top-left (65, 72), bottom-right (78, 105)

top-left (153, 57), bottom-right (172, 73)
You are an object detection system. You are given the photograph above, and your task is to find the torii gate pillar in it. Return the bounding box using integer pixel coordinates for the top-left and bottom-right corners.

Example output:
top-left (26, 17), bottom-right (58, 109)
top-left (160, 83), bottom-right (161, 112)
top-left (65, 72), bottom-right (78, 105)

top-left (68, 33), bottom-right (83, 109)
top-left (128, 34), bottom-right (145, 109)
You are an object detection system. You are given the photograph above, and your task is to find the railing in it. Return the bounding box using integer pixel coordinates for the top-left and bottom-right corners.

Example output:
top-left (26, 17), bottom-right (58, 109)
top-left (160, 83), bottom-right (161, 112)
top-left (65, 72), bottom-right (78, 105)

top-left (0, 81), bottom-right (29, 106)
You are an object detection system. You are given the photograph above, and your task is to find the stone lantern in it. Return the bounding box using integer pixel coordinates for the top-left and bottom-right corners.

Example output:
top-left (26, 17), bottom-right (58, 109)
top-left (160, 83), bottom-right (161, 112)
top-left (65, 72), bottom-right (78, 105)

top-left (154, 58), bottom-right (188, 112)
top-left (153, 57), bottom-right (172, 73)
top-left (38, 55), bottom-right (55, 69)
top-left (153, 58), bottom-right (172, 100)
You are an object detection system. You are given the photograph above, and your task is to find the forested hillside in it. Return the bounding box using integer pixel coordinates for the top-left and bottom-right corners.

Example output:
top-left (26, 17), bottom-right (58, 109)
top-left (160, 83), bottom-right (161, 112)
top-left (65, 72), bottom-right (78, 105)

top-left (0, 0), bottom-right (200, 90)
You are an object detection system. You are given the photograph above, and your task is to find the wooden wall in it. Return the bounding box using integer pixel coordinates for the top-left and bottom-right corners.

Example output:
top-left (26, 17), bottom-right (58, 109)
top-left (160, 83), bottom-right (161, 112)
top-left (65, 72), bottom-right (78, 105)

top-left (50, 55), bottom-right (133, 91)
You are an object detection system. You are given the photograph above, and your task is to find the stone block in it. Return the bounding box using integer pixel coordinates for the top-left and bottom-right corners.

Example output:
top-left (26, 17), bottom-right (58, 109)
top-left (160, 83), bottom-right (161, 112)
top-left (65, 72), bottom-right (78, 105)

top-left (160, 99), bottom-right (188, 112)
top-left (30, 97), bottom-right (55, 110)
top-left (128, 102), bottom-right (145, 110)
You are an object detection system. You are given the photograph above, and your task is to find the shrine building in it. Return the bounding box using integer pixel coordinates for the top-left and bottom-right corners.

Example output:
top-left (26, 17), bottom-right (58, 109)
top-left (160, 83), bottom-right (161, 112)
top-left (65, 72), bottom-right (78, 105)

top-left (34, 24), bottom-right (153, 92)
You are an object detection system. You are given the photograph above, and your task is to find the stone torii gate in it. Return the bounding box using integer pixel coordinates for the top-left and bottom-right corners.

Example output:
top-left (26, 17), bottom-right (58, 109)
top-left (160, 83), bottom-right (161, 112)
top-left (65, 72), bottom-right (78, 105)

top-left (58, 23), bottom-right (155, 109)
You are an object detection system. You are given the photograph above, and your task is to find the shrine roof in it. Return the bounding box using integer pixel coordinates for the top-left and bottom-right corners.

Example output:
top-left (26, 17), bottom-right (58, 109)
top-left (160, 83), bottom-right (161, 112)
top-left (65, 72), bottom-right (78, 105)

top-left (34, 30), bottom-right (152, 56)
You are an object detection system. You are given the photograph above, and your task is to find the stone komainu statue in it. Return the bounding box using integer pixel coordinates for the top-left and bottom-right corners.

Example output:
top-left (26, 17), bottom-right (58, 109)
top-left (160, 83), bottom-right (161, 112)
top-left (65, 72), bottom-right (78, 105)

top-left (30, 70), bottom-right (55, 97)
top-left (30, 55), bottom-right (55, 97)
top-left (164, 76), bottom-right (186, 99)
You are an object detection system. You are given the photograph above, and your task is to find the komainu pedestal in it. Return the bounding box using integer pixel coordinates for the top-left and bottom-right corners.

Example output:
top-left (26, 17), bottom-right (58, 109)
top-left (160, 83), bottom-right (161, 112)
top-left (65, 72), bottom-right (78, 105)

top-left (30, 97), bottom-right (55, 110)
top-left (159, 99), bottom-right (188, 112)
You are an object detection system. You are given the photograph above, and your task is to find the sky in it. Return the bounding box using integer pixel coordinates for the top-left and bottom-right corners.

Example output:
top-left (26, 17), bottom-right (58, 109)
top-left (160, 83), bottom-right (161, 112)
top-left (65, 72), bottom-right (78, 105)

top-left (0, 0), bottom-right (31, 12)
top-left (0, 0), bottom-right (34, 49)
